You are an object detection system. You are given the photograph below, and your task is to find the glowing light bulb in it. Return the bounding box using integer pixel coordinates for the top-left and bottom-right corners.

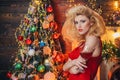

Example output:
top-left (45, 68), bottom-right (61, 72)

top-left (114, 1), bottom-right (119, 9)
top-left (113, 32), bottom-right (120, 38)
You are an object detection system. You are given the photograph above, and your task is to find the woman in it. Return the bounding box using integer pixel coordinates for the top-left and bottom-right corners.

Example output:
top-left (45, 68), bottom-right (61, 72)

top-left (62, 5), bottom-right (106, 80)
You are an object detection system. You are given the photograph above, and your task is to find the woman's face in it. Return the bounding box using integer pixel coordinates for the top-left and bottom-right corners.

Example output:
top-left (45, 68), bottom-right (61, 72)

top-left (74, 15), bottom-right (92, 35)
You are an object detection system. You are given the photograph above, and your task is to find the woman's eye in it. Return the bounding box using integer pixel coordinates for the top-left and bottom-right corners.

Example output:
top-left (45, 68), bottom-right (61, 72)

top-left (80, 20), bottom-right (86, 23)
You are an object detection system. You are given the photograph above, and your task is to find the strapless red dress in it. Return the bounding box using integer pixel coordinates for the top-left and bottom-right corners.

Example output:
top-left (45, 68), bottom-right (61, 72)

top-left (69, 41), bottom-right (102, 80)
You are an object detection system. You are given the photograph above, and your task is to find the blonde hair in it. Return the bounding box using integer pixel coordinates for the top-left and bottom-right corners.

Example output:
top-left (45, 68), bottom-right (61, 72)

top-left (62, 5), bottom-right (106, 42)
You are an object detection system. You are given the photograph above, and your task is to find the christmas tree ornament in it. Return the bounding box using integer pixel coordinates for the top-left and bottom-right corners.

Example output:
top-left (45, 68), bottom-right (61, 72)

top-left (43, 46), bottom-right (51, 55)
top-left (33, 39), bottom-right (39, 47)
top-left (39, 40), bottom-right (45, 47)
top-left (33, 31), bottom-right (39, 38)
top-left (44, 59), bottom-right (50, 66)
top-left (34, 17), bottom-right (39, 24)
top-left (37, 64), bottom-right (45, 72)
top-left (25, 39), bottom-right (32, 45)
top-left (6, 72), bottom-right (12, 78)
top-left (14, 62), bottom-right (22, 70)
top-left (47, 5), bottom-right (53, 13)
top-left (42, 20), bottom-right (50, 29)
top-left (44, 71), bottom-right (55, 80)
top-left (52, 32), bottom-right (60, 39)
top-left (17, 35), bottom-right (23, 41)
top-left (55, 52), bottom-right (65, 63)
top-left (28, 49), bottom-right (35, 56)
top-left (46, 14), bottom-right (54, 22)
top-left (34, 74), bottom-right (40, 80)
top-left (50, 21), bottom-right (58, 30)
top-left (30, 25), bottom-right (37, 33)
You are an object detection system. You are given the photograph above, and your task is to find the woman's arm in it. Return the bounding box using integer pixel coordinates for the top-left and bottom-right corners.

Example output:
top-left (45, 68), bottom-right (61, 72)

top-left (69, 55), bottom-right (87, 74)
top-left (63, 56), bottom-right (87, 72)
top-left (63, 58), bottom-right (74, 71)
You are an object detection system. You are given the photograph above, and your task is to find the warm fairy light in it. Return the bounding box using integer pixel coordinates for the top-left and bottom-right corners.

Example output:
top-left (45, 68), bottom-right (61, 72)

top-left (67, 0), bottom-right (75, 7)
top-left (34, 0), bottom-right (40, 5)
top-left (112, 32), bottom-right (120, 38)
top-left (67, 0), bottom-right (74, 2)
top-left (114, 1), bottom-right (119, 9)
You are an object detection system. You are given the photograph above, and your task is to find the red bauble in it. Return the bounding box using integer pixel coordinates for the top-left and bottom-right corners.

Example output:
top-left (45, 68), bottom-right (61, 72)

top-left (52, 33), bottom-right (60, 39)
top-left (47, 5), bottom-right (53, 12)
top-left (50, 21), bottom-right (58, 30)
top-left (6, 72), bottom-right (12, 78)
top-left (55, 53), bottom-right (65, 63)
top-left (17, 35), bottom-right (23, 41)
top-left (25, 39), bottom-right (32, 45)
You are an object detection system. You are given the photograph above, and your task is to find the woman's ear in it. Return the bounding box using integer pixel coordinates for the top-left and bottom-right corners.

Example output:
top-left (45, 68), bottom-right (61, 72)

top-left (90, 22), bottom-right (93, 26)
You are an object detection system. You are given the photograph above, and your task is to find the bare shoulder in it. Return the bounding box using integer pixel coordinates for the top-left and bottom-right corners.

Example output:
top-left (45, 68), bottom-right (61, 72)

top-left (82, 35), bottom-right (100, 53)
top-left (86, 35), bottom-right (100, 46)
top-left (87, 35), bottom-right (101, 57)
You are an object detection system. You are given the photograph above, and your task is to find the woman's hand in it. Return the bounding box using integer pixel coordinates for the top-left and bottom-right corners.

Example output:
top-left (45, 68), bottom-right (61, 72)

top-left (63, 56), bottom-right (87, 72)
top-left (71, 55), bottom-right (87, 72)
top-left (69, 66), bottom-right (80, 74)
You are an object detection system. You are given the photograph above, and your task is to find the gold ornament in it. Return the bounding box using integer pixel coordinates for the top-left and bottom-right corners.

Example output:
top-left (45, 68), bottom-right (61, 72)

top-left (34, 74), bottom-right (40, 80)
top-left (33, 39), bottom-right (39, 47)
top-left (34, 17), bottom-right (39, 24)
top-left (43, 46), bottom-right (51, 55)
top-left (42, 20), bottom-right (50, 29)
top-left (46, 14), bottom-right (54, 22)
top-left (44, 71), bottom-right (56, 80)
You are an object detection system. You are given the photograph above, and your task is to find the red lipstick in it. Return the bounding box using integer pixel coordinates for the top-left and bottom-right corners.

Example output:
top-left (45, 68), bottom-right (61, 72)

top-left (78, 29), bottom-right (83, 32)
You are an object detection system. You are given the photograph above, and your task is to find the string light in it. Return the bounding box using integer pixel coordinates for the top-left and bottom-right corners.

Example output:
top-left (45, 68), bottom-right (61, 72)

top-left (114, 0), bottom-right (119, 9)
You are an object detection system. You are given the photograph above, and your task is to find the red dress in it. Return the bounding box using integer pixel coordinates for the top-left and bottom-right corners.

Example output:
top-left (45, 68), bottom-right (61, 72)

top-left (69, 41), bottom-right (102, 80)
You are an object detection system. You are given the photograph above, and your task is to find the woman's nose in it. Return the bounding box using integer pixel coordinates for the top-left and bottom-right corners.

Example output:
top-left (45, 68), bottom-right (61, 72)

top-left (78, 25), bottom-right (81, 28)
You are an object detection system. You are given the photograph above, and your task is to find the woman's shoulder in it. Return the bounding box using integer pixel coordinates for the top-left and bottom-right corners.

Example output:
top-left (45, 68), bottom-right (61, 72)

top-left (85, 35), bottom-right (101, 57)
top-left (86, 35), bottom-right (100, 44)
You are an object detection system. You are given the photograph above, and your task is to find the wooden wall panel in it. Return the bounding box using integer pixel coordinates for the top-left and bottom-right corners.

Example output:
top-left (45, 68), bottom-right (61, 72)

top-left (0, 0), bottom-right (30, 72)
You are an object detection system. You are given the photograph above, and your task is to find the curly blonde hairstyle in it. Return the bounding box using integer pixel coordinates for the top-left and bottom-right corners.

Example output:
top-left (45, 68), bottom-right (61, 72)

top-left (62, 5), bottom-right (106, 42)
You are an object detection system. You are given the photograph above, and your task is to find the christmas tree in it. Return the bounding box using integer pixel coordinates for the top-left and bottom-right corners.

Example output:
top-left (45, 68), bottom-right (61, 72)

top-left (7, 0), bottom-right (67, 80)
